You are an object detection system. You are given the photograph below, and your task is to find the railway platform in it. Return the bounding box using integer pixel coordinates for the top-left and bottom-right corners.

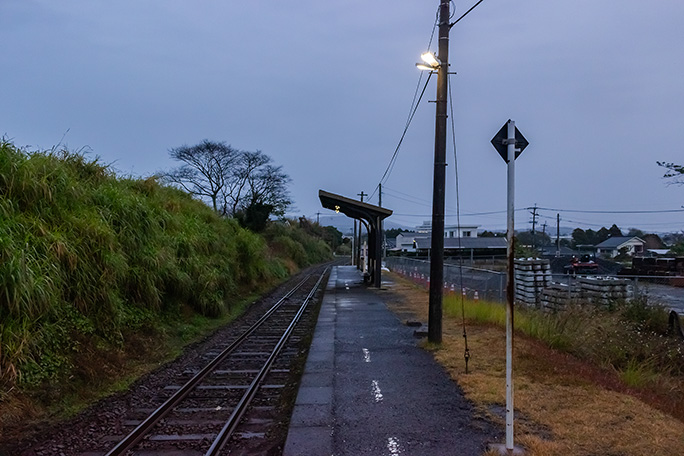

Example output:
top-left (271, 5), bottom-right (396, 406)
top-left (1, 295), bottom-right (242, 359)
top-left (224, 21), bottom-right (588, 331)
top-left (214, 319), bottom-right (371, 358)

top-left (283, 265), bottom-right (498, 456)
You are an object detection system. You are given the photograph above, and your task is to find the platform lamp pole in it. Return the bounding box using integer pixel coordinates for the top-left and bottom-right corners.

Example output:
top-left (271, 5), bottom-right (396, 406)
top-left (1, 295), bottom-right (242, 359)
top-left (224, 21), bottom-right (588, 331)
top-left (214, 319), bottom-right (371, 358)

top-left (416, 0), bottom-right (450, 344)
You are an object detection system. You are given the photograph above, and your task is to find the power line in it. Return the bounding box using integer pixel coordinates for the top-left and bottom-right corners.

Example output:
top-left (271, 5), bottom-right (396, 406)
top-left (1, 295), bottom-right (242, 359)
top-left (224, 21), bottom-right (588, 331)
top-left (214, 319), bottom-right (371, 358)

top-left (532, 206), bottom-right (684, 215)
top-left (449, 0), bottom-right (486, 28)
top-left (370, 14), bottom-right (440, 202)
top-left (448, 70), bottom-right (470, 372)
top-left (371, 73), bottom-right (433, 201)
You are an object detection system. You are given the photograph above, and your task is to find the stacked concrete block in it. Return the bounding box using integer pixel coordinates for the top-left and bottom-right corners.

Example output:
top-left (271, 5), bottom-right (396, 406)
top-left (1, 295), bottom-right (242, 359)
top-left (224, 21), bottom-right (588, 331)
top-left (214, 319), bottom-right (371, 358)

top-left (540, 276), bottom-right (632, 312)
top-left (578, 276), bottom-right (632, 306)
top-left (514, 258), bottom-right (551, 307)
top-left (540, 282), bottom-right (580, 312)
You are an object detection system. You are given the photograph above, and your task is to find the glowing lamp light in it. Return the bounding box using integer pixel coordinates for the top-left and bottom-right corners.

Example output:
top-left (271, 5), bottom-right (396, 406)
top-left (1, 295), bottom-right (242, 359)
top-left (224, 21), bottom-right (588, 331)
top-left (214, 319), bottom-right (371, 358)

top-left (420, 52), bottom-right (440, 67)
top-left (415, 63), bottom-right (437, 71)
top-left (415, 52), bottom-right (440, 71)
top-left (335, 205), bottom-right (340, 213)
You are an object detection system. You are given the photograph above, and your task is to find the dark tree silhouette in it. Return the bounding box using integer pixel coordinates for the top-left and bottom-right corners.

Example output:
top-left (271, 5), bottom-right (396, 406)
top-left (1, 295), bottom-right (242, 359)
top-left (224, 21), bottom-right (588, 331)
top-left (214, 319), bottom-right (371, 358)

top-left (165, 140), bottom-right (238, 212)
top-left (165, 140), bottom-right (291, 229)
top-left (657, 161), bottom-right (684, 185)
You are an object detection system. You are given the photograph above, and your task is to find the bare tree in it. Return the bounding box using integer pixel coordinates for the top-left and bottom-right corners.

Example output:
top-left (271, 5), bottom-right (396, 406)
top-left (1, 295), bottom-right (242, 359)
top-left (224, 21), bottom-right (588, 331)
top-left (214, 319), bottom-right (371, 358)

top-left (165, 140), bottom-right (239, 212)
top-left (222, 151), bottom-right (271, 216)
top-left (165, 141), bottom-right (291, 229)
top-left (242, 154), bottom-right (291, 216)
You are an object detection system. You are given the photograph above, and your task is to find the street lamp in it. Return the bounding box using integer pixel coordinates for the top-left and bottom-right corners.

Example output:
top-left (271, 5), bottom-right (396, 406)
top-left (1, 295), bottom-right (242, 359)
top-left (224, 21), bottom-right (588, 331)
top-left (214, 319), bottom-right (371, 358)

top-left (416, 52), bottom-right (441, 71)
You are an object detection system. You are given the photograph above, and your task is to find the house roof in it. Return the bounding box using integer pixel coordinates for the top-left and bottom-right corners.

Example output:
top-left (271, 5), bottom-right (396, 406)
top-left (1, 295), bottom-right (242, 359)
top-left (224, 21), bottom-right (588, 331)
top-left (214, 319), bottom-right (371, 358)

top-left (594, 236), bottom-right (645, 249)
top-left (415, 237), bottom-right (508, 250)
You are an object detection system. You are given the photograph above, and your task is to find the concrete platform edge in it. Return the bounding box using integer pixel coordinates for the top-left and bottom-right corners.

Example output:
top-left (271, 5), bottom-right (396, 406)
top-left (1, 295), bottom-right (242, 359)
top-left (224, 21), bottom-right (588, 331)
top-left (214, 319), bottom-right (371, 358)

top-left (283, 267), bottom-right (337, 456)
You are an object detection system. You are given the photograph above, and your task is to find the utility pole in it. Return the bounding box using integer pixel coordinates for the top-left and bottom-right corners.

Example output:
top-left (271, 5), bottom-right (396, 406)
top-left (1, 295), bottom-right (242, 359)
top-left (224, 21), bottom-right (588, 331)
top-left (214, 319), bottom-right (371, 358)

top-left (316, 212), bottom-right (321, 224)
top-left (353, 220), bottom-right (357, 267)
top-left (556, 213), bottom-right (561, 257)
top-left (428, 0), bottom-right (450, 344)
top-left (356, 191), bottom-right (367, 269)
top-left (530, 204), bottom-right (538, 249)
top-left (379, 183), bottom-right (385, 258)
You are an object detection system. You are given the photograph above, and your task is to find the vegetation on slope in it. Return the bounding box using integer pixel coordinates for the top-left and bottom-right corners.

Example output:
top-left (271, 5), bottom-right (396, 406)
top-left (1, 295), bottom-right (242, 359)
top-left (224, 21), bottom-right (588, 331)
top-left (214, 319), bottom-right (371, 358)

top-left (0, 139), bottom-right (331, 404)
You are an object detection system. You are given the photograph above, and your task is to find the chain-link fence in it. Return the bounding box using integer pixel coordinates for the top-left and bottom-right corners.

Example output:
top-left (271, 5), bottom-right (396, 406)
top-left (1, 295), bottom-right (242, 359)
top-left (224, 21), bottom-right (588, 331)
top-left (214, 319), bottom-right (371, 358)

top-left (384, 257), bottom-right (684, 314)
top-left (384, 256), bottom-right (506, 302)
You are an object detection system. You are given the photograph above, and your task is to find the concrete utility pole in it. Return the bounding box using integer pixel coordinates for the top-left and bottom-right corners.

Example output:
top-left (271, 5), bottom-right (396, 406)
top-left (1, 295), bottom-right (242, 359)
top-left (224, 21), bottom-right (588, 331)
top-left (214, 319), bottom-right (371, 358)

top-left (530, 204), bottom-right (538, 249)
top-left (428, 0), bottom-right (450, 344)
top-left (556, 213), bottom-right (561, 257)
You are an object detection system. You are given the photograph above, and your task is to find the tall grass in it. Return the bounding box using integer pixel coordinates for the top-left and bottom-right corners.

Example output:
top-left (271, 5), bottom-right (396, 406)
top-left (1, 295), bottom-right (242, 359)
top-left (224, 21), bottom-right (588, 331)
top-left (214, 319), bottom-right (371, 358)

top-left (444, 294), bottom-right (684, 380)
top-left (0, 139), bottom-right (330, 393)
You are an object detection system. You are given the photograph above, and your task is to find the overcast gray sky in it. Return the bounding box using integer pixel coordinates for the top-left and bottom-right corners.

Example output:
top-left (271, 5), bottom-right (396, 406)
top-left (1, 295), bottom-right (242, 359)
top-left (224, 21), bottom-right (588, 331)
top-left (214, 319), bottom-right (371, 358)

top-left (2, 1), bottom-right (683, 234)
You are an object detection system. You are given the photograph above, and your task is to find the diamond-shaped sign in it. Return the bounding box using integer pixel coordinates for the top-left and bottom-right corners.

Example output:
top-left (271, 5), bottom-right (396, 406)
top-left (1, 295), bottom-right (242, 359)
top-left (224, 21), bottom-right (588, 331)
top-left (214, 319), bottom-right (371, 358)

top-left (491, 120), bottom-right (529, 163)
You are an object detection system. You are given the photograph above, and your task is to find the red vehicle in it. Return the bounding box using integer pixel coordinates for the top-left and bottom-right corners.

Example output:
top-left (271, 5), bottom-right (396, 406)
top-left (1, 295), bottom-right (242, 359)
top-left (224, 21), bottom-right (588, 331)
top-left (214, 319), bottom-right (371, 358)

top-left (564, 254), bottom-right (599, 275)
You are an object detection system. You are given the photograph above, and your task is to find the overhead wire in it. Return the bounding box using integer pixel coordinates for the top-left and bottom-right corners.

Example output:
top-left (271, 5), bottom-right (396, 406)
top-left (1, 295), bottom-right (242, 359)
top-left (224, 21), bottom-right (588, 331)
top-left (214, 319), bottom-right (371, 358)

top-left (530, 206), bottom-right (684, 215)
top-left (444, 0), bottom-right (489, 373)
top-left (448, 71), bottom-right (470, 373)
top-left (374, 73), bottom-right (433, 195)
top-left (370, 10), bottom-right (440, 202)
top-left (449, 0), bottom-right (486, 28)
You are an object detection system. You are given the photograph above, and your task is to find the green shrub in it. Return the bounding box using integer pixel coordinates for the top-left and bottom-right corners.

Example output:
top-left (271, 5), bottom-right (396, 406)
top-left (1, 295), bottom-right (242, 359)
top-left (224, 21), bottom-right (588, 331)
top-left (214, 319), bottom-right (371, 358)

top-left (263, 220), bottom-right (333, 267)
top-left (0, 139), bottom-right (296, 392)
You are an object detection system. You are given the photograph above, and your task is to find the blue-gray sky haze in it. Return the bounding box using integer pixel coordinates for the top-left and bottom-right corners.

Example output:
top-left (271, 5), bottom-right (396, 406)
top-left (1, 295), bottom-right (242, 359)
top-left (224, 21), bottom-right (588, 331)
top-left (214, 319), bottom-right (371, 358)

top-left (2, 1), bottom-right (683, 234)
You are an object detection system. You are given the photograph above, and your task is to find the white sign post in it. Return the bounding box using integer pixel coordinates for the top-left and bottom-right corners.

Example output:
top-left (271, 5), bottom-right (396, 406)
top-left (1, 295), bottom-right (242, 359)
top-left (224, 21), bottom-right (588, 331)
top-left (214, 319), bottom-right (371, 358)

top-left (490, 119), bottom-right (528, 455)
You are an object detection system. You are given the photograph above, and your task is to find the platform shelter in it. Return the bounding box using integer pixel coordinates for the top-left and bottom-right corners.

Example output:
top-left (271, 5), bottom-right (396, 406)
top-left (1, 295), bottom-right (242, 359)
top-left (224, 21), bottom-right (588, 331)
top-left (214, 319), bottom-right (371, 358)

top-left (318, 189), bottom-right (392, 287)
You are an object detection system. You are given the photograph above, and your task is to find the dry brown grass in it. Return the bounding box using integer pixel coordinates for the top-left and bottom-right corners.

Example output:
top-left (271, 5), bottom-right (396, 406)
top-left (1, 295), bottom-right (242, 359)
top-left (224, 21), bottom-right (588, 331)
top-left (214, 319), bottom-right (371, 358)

top-left (382, 273), bottom-right (684, 456)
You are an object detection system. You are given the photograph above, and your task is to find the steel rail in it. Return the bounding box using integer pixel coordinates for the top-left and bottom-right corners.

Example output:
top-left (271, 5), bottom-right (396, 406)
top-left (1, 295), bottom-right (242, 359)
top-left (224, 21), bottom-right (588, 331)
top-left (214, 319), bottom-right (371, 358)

top-left (104, 274), bottom-right (313, 456)
top-left (205, 268), bottom-right (328, 455)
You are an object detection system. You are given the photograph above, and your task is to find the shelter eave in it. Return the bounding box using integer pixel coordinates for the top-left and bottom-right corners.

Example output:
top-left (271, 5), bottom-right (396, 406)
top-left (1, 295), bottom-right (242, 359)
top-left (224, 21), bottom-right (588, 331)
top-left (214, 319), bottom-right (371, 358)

top-left (318, 189), bottom-right (392, 222)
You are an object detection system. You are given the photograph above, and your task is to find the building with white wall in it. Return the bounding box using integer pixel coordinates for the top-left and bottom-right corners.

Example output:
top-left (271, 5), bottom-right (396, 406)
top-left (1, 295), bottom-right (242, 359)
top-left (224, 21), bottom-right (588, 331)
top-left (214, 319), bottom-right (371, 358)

top-left (415, 221), bottom-right (478, 239)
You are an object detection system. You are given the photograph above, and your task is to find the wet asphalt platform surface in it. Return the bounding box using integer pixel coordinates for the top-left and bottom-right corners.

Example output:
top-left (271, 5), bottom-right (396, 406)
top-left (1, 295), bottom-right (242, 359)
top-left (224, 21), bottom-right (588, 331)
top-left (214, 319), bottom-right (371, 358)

top-left (284, 265), bottom-right (499, 456)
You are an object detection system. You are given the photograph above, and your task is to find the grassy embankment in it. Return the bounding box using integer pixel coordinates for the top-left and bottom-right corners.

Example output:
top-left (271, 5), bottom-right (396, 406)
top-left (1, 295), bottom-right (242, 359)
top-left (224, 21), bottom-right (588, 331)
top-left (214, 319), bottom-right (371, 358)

top-left (0, 139), bottom-right (331, 432)
top-left (385, 273), bottom-right (684, 456)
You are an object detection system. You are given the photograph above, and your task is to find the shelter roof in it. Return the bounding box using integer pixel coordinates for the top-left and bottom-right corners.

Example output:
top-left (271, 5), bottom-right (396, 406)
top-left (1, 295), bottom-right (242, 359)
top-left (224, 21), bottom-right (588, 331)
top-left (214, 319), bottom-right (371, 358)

top-left (319, 190), bottom-right (392, 222)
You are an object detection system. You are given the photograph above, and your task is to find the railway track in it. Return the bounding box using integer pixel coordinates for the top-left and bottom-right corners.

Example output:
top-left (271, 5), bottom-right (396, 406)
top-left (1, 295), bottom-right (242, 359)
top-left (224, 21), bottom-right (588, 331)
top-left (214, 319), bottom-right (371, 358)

top-left (74, 268), bottom-right (328, 456)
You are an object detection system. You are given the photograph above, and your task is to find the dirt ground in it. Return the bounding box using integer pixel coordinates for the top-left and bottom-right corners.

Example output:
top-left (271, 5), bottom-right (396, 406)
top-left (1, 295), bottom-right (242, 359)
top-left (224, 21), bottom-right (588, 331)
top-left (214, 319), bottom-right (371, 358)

top-left (382, 273), bottom-right (684, 456)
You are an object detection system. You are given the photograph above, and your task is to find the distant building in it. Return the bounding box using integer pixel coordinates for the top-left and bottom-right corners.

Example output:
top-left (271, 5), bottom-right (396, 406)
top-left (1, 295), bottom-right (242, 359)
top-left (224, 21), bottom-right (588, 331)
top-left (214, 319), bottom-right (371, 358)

top-left (394, 232), bottom-right (428, 253)
top-left (415, 221), bottom-right (478, 238)
top-left (595, 236), bottom-right (645, 258)
top-left (414, 236), bottom-right (507, 256)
